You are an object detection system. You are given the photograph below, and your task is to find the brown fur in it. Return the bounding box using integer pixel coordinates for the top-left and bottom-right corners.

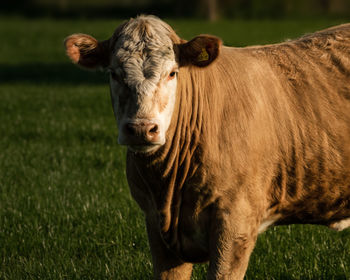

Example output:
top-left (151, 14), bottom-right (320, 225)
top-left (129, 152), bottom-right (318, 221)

top-left (127, 23), bottom-right (350, 279)
top-left (65, 18), bottom-right (350, 279)
top-left (176, 35), bottom-right (222, 67)
top-left (64, 34), bottom-right (111, 68)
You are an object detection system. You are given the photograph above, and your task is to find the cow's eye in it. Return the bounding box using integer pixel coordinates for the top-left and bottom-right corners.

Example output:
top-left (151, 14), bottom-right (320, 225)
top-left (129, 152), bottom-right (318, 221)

top-left (168, 71), bottom-right (177, 80)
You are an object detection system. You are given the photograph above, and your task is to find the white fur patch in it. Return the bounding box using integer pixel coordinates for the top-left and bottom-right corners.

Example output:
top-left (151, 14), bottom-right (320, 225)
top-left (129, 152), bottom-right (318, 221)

top-left (258, 215), bottom-right (280, 233)
top-left (329, 218), bottom-right (350, 231)
top-left (109, 16), bottom-right (179, 150)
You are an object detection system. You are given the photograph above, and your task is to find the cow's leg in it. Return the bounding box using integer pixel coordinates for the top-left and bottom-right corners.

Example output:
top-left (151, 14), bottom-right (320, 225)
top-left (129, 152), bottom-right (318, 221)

top-left (145, 215), bottom-right (193, 280)
top-left (206, 205), bottom-right (259, 280)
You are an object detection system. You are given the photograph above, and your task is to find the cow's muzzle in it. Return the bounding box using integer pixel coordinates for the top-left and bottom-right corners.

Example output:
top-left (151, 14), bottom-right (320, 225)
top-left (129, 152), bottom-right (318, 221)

top-left (119, 119), bottom-right (163, 151)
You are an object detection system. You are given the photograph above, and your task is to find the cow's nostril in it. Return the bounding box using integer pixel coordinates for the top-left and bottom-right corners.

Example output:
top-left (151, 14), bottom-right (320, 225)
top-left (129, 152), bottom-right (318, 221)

top-left (149, 124), bottom-right (159, 134)
top-left (146, 123), bottom-right (159, 142)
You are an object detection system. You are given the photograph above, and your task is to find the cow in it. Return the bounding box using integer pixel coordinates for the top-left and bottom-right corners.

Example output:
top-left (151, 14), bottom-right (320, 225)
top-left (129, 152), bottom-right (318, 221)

top-left (64, 15), bottom-right (350, 279)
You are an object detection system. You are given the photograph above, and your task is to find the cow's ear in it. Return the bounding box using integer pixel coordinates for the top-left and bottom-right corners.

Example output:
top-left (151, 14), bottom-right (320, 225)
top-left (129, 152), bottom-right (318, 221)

top-left (176, 35), bottom-right (222, 67)
top-left (64, 33), bottom-right (110, 69)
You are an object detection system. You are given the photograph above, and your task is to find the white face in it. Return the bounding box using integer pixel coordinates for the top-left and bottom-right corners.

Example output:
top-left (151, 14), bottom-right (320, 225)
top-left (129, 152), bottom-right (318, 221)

top-left (105, 16), bottom-right (182, 153)
top-left (109, 56), bottom-right (178, 153)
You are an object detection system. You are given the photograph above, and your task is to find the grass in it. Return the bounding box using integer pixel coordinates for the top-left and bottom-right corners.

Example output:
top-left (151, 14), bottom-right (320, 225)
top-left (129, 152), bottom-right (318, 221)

top-left (0, 16), bottom-right (349, 279)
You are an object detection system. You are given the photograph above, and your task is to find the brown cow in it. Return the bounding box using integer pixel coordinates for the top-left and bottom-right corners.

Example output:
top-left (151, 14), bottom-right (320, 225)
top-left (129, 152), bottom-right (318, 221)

top-left (65, 15), bottom-right (350, 279)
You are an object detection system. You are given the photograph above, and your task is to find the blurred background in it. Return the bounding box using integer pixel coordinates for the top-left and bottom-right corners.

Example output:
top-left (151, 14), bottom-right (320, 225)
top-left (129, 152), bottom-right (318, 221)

top-left (3, 0), bottom-right (350, 20)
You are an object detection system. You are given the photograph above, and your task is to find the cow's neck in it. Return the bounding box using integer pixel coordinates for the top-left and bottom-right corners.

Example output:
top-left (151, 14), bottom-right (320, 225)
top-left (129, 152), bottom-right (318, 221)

top-left (128, 66), bottom-right (204, 247)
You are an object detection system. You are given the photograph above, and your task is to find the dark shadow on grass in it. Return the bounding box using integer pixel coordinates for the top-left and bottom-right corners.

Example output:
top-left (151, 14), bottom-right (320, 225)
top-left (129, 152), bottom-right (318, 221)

top-left (0, 63), bottom-right (108, 85)
top-left (6, 127), bottom-right (117, 146)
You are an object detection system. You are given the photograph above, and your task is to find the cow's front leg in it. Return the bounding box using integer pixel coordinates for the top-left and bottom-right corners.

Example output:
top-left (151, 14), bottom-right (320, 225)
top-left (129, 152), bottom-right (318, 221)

top-left (145, 214), bottom-right (193, 280)
top-left (207, 205), bottom-right (259, 280)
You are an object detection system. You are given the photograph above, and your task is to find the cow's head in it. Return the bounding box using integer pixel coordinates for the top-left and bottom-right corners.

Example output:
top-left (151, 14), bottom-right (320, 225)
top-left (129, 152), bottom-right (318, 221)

top-left (65, 15), bottom-right (221, 153)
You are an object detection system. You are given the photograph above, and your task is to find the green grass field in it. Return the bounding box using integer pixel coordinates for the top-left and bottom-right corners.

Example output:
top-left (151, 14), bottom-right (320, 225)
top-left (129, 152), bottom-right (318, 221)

top-left (0, 16), bottom-right (349, 279)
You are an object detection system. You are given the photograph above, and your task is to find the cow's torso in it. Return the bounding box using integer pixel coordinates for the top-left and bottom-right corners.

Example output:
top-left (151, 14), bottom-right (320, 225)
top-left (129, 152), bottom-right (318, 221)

top-left (127, 24), bottom-right (350, 263)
